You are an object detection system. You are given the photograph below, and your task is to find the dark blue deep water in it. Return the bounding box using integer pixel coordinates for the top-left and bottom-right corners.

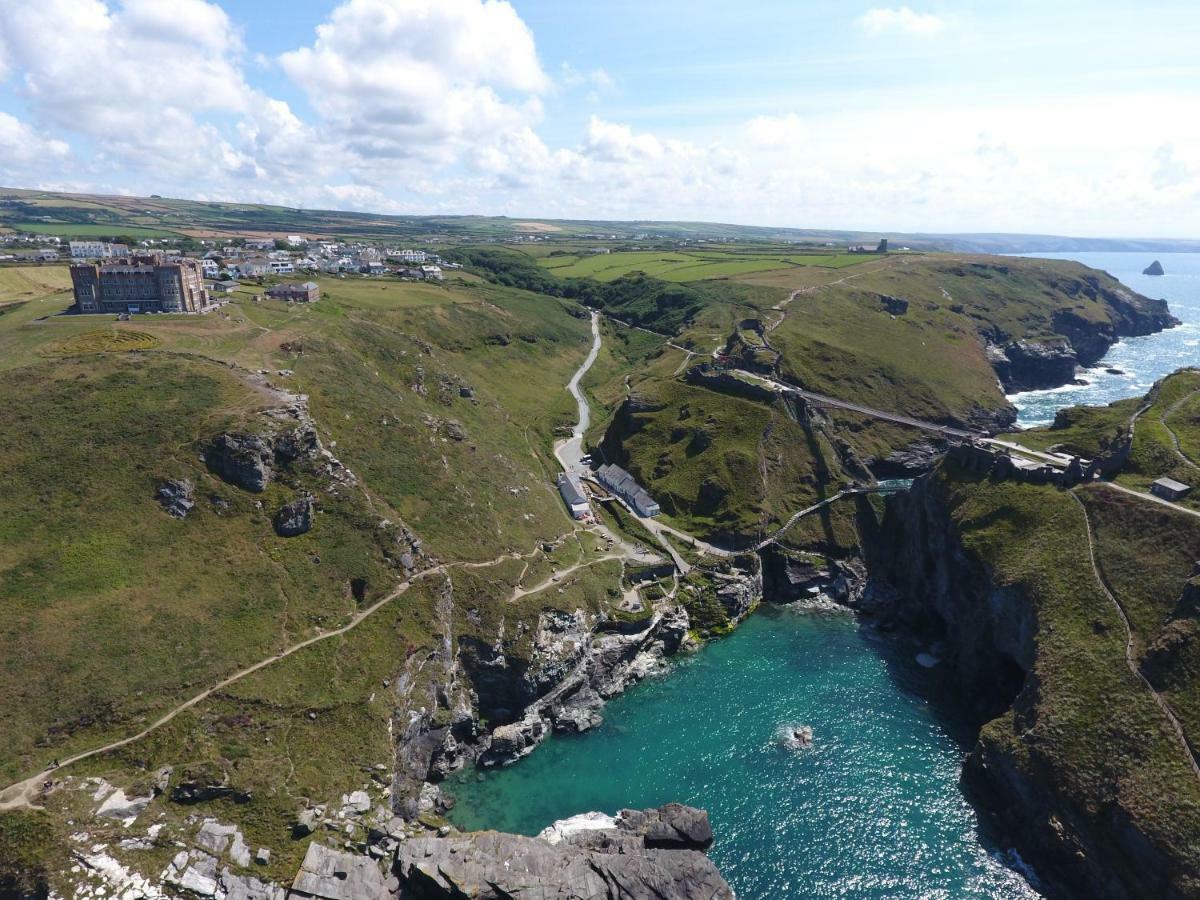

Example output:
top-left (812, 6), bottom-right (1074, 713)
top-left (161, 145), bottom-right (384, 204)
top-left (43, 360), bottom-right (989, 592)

top-left (1011, 252), bottom-right (1200, 427)
top-left (446, 607), bottom-right (1041, 898)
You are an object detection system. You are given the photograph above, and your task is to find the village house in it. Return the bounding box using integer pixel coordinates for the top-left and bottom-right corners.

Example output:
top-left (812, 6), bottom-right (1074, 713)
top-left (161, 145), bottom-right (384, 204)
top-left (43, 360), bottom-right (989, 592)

top-left (266, 281), bottom-right (320, 303)
top-left (70, 253), bottom-right (209, 314)
top-left (421, 264), bottom-right (443, 281)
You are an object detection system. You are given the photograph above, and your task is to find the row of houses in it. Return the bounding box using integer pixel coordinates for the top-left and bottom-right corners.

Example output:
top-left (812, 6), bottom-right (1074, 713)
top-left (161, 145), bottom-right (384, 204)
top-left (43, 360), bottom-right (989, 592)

top-left (597, 464), bottom-right (661, 517)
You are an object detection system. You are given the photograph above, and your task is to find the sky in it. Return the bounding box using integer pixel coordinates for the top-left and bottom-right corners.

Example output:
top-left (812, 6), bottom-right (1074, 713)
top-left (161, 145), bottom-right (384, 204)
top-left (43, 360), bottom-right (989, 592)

top-left (0, 0), bottom-right (1198, 237)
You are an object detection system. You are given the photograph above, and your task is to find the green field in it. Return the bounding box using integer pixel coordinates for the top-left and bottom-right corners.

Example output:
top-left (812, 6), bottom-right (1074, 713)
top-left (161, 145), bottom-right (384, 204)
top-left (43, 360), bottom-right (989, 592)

top-left (11, 222), bottom-right (183, 239)
top-left (535, 248), bottom-right (868, 282)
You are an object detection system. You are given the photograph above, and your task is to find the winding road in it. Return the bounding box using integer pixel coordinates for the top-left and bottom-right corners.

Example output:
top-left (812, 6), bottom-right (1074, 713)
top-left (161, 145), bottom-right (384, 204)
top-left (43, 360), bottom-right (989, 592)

top-left (554, 311), bottom-right (601, 474)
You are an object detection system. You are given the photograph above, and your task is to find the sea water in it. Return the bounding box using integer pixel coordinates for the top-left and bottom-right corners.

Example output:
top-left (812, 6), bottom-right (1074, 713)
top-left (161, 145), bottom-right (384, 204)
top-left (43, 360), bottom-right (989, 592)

top-left (1010, 252), bottom-right (1200, 427)
top-left (445, 606), bottom-right (1041, 898)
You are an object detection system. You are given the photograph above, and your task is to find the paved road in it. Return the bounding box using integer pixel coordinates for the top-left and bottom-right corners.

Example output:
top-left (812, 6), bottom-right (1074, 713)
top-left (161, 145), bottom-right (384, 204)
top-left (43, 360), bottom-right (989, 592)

top-left (1070, 491), bottom-right (1200, 782)
top-left (1091, 480), bottom-right (1200, 520)
top-left (554, 311), bottom-right (602, 474)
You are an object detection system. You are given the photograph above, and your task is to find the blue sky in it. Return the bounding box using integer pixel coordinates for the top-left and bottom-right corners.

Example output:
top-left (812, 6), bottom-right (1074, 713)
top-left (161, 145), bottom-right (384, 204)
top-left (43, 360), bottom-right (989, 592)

top-left (0, 0), bottom-right (1198, 236)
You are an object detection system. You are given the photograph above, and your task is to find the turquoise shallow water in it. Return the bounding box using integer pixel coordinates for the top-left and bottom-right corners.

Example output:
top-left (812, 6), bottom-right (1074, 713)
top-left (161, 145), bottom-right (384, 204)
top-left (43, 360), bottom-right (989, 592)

top-left (1010, 252), bottom-right (1200, 427)
top-left (445, 606), bottom-right (1041, 898)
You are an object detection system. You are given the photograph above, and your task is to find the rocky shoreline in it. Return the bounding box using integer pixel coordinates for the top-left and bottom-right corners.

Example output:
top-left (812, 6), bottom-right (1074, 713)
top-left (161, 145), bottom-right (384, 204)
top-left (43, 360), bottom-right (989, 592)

top-left (988, 277), bottom-right (1177, 394)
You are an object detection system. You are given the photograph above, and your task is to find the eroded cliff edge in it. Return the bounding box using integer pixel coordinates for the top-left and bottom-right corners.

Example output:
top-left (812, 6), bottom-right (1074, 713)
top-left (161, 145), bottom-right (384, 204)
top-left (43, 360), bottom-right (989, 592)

top-left (860, 470), bottom-right (1200, 899)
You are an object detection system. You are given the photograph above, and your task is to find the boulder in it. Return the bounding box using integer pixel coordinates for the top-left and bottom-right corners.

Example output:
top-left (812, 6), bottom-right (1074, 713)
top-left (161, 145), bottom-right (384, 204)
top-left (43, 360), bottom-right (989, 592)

top-left (273, 494), bottom-right (314, 537)
top-left (96, 788), bottom-right (153, 821)
top-left (156, 479), bottom-right (195, 518)
top-left (289, 842), bottom-right (390, 900)
top-left (396, 805), bottom-right (731, 899)
top-left (879, 293), bottom-right (909, 315)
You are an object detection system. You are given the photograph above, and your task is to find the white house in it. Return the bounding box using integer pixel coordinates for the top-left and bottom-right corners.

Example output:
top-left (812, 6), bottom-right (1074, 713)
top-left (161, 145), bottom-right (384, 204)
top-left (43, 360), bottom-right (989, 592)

top-left (200, 258), bottom-right (220, 277)
top-left (400, 249), bottom-right (426, 264)
top-left (270, 260), bottom-right (295, 275)
top-left (421, 265), bottom-right (443, 281)
top-left (70, 241), bottom-right (125, 259)
top-left (238, 258), bottom-right (271, 277)
top-left (286, 235), bottom-right (306, 247)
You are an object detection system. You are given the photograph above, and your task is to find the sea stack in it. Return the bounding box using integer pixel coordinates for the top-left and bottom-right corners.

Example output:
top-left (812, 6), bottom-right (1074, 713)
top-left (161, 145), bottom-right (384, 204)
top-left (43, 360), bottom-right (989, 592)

top-left (1144, 260), bottom-right (1165, 276)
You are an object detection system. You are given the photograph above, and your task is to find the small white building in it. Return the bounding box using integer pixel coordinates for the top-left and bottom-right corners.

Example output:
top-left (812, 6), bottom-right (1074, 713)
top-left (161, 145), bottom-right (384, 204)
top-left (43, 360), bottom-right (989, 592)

top-left (270, 259), bottom-right (295, 275)
top-left (400, 249), bottom-right (427, 264)
top-left (286, 235), bottom-right (306, 247)
top-left (200, 258), bottom-right (220, 277)
top-left (557, 473), bottom-right (591, 520)
top-left (421, 265), bottom-right (443, 281)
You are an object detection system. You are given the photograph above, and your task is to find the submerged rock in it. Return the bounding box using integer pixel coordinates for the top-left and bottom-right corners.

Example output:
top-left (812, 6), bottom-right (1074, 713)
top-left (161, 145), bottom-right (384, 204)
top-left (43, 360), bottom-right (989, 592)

top-left (779, 724), bottom-right (814, 750)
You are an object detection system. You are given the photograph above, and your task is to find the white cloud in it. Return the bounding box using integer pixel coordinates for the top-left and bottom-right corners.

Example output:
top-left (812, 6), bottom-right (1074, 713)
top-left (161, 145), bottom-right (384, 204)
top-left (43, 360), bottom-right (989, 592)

top-left (0, 0), bottom-right (280, 182)
top-left (746, 113), bottom-right (805, 148)
top-left (559, 63), bottom-right (616, 94)
top-left (279, 0), bottom-right (548, 162)
top-left (0, 111), bottom-right (69, 173)
top-left (855, 7), bottom-right (946, 37)
top-left (582, 117), bottom-right (666, 163)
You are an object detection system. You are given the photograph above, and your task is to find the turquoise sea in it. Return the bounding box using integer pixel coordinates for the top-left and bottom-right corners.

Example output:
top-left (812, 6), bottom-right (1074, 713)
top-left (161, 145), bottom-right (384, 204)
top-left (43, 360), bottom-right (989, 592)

top-left (445, 607), bottom-right (1041, 898)
top-left (1010, 252), bottom-right (1200, 427)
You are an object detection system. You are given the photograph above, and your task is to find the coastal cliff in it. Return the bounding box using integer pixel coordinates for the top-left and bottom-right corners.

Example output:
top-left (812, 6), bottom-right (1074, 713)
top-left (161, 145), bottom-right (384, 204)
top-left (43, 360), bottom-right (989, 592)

top-left (986, 273), bottom-right (1177, 392)
top-left (862, 470), bottom-right (1200, 899)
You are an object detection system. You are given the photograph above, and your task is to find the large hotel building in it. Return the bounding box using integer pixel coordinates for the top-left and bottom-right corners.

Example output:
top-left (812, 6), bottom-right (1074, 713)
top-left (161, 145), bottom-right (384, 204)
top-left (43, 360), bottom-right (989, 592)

top-left (70, 254), bottom-right (210, 314)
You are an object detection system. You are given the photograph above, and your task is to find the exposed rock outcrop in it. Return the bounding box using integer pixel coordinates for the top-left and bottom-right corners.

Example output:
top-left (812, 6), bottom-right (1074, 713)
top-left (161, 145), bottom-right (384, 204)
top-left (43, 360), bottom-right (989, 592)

top-left (1144, 260), bottom-right (1165, 276)
top-left (156, 479), bottom-right (195, 519)
top-left (395, 804), bottom-right (732, 899)
top-left (205, 421), bottom-right (322, 493)
top-left (273, 493), bottom-right (314, 537)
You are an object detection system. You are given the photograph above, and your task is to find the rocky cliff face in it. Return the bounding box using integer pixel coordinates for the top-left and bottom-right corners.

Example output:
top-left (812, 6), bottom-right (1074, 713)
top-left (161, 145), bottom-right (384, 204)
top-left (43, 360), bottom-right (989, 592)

top-left (862, 477), bottom-right (1192, 900)
top-left (985, 275), bottom-right (1177, 393)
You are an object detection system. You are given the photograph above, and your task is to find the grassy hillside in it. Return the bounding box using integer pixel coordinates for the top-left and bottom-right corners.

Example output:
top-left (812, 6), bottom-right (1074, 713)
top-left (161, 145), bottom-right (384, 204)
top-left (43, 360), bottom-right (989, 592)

top-left (0, 353), bottom-right (395, 782)
top-left (767, 255), bottom-right (1169, 428)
